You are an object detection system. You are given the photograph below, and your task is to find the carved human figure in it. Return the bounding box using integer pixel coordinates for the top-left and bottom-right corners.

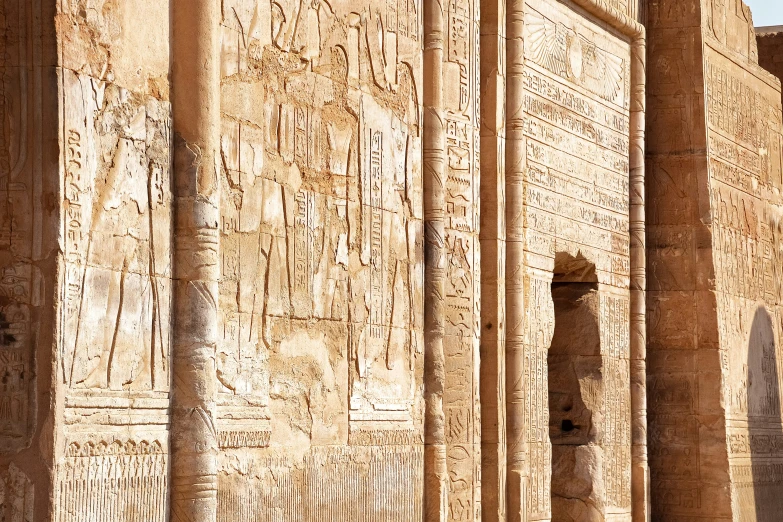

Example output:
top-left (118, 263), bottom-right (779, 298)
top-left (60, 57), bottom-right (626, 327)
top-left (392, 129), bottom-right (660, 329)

top-left (72, 136), bottom-right (162, 390)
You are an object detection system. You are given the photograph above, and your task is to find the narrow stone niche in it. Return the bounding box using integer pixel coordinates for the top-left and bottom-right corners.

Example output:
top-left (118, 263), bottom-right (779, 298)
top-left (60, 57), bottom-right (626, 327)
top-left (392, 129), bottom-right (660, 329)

top-left (549, 254), bottom-right (605, 522)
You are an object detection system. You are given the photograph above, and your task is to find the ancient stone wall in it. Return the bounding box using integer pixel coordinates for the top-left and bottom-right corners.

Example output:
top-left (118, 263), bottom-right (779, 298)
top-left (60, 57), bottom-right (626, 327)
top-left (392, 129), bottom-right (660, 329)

top-left (505, 1), bottom-right (644, 520)
top-left (55, 1), bottom-right (173, 520)
top-left (647, 1), bottom-right (783, 520)
top-left (0, 0), bottom-right (58, 520)
top-left (26, 0), bottom-right (783, 520)
top-left (758, 28), bottom-right (783, 105)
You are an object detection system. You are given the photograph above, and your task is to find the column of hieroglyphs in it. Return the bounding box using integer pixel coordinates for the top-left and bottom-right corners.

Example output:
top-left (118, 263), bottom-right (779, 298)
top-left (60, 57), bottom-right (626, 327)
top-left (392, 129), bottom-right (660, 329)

top-left (441, 0), bottom-right (482, 517)
top-left (215, 0), bottom-right (426, 519)
top-left (479, 0), bottom-right (508, 515)
top-left (647, 0), bottom-right (783, 520)
top-left (0, 0), bottom-right (58, 520)
top-left (53, 0), bottom-right (174, 520)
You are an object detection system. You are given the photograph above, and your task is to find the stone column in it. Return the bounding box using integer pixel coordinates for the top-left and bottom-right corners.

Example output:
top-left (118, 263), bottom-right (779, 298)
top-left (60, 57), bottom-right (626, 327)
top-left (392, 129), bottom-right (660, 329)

top-left (504, 0), bottom-right (528, 518)
top-left (423, 0), bottom-right (449, 516)
top-left (170, 1), bottom-right (221, 520)
top-left (629, 35), bottom-right (650, 522)
top-left (480, 0), bottom-right (508, 516)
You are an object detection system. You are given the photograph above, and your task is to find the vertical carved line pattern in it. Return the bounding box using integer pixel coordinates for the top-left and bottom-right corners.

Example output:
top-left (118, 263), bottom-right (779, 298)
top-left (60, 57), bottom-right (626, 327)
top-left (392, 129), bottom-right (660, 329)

top-left (216, 448), bottom-right (423, 521)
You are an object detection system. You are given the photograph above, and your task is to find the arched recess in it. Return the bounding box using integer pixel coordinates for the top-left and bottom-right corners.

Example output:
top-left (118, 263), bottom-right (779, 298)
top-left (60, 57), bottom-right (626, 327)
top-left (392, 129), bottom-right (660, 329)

top-left (548, 252), bottom-right (605, 521)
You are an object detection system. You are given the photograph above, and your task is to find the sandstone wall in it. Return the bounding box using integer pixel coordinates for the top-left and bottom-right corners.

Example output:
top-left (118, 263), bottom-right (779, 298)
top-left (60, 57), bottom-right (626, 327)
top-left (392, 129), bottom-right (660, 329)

top-left (55, 1), bottom-right (173, 520)
top-left (0, 0), bottom-right (58, 520)
top-left (0, 0), bottom-right (652, 521)
top-left (647, 1), bottom-right (783, 520)
top-left (758, 29), bottom-right (783, 105)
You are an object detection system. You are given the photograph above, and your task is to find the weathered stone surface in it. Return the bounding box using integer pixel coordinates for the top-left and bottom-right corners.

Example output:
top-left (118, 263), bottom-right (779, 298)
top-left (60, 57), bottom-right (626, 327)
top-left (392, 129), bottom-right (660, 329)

top-left (647, 1), bottom-right (783, 520)
top-left (758, 27), bottom-right (783, 105)
top-left (9, 0), bottom-right (783, 520)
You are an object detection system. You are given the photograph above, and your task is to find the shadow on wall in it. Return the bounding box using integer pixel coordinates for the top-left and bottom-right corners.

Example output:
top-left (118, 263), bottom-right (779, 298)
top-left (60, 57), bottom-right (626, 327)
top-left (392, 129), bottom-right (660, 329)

top-left (746, 307), bottom-right (783, 522)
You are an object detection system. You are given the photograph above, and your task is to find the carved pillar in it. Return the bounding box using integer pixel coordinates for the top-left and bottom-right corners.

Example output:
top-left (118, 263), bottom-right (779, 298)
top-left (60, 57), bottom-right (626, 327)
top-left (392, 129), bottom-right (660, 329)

top-left (480, 0), bottom-right (507, 516)
top-left (170, 1), bottom-right (221, 520)
top-left (629, 35), bottom-right (649, 522)
top-left (504, 0), bottom-right (528, 518)
top-left (423, 0), bottom-right (449, 516)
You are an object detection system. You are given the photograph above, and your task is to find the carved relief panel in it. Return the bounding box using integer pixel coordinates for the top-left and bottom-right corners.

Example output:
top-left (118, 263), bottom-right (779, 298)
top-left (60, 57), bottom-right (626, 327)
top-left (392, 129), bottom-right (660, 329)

top-left (57, 67), bottom-right (173, 522)
top-left (443, 0), bottom-right (482, 518)
top-left (216, 0), bottom-right (424, 517)
top-left (0, 0), bottom-right (42, 455)
top-left (55, 2), bottom-right (173, 520)
top-left (704, 41), bottom-right (783, 520)
top-left (520, 0), bottom-right (634, 519)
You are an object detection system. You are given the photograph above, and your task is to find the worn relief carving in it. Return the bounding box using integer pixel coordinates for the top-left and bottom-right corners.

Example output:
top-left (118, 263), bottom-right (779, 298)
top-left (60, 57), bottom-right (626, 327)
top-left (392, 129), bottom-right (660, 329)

top-left (57, 68), bottom-right (172, 522)
top-left (0, 464), bottom-right (33, 522)
top-left (705, 42), bottom-right (783, 521)
top-left (216, 0), bottom-right (424, 517)
top-left (53, 2), bottom-right (174, 520)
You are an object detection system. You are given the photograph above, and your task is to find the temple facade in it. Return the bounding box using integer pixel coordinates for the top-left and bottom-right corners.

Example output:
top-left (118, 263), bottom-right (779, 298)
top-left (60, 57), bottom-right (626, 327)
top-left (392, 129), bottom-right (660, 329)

top-left (0, 0), bottom-right (782, 521)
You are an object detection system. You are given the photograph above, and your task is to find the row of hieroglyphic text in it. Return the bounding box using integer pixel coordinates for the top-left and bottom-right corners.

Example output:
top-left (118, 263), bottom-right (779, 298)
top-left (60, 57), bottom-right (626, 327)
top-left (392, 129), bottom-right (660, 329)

top-left (216, 0), bottom-right (424, 516)
top-left (443, 0), bottom-right (481, 518)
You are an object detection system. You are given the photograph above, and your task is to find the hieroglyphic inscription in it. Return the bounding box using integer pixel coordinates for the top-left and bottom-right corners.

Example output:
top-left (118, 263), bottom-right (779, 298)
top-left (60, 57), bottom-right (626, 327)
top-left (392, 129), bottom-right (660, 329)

top-left (525, 274), bottom-right (554, 519)
top-left (522, 1), bottom-right (634, 518)
top-left (443, 0), bottom-right (481, 517)
top-left (523, 1), bottom-right (631, 291)
top-left (601, 292), bottom-right (632, 510)
top-left (704, 40), bottom-right (783, 520)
